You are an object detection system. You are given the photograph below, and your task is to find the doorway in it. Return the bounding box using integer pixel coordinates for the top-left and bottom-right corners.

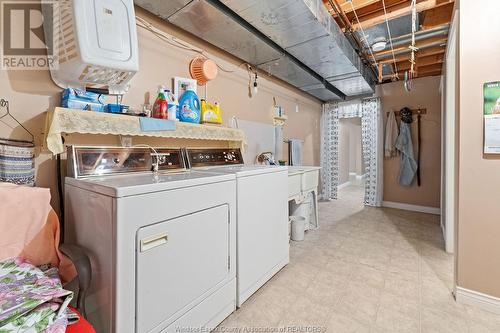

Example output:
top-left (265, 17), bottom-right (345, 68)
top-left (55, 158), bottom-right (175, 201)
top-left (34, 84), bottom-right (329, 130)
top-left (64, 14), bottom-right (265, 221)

top-left (338, 117), bottom-right (364, 203)
top-left (320, 97), bottom-right (383, 207)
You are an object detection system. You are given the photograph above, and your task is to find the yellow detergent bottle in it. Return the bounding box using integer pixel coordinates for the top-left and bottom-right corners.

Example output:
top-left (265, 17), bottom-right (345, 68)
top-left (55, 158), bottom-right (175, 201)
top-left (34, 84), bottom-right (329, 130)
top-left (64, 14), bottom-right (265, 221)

top-left (201, 100), bottom-right (222, 124)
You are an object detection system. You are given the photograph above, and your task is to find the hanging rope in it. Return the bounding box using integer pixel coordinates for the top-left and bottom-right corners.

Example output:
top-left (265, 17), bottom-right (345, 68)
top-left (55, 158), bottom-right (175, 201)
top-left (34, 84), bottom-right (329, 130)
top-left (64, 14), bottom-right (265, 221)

top-left (381, 0), bottom-right (399, 79)
top-left (405, 0), bottom-right (418, 92)
top-left (349, 1), bottom-right (380, 74)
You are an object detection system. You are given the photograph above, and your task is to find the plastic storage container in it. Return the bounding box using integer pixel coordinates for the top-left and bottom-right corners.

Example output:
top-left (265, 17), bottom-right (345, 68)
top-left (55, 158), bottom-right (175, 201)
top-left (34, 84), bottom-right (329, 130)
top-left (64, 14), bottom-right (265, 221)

top-left (61, 88), bottom-right (105, 112)
top-left (290, 216), bottom-right (306, 241)
top-left (289, 196), bottom-right (312, 230)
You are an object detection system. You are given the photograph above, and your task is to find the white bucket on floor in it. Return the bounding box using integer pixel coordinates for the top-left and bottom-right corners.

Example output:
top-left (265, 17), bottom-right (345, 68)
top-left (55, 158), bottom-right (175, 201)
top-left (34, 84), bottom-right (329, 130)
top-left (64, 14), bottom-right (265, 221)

top-left (290, 216), bottom-right (306, 241)
top-left (289, 195), bottom-right (312, 228)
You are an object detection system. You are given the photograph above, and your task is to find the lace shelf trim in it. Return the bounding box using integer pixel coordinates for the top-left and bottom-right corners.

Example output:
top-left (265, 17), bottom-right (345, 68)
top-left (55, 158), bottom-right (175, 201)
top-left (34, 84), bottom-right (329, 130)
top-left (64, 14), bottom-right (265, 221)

top-left (45, 107), bottom-right (246, 154)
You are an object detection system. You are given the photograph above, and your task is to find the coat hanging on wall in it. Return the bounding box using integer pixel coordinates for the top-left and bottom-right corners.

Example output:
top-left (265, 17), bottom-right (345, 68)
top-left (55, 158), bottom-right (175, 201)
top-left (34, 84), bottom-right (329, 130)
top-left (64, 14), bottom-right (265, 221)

top-left (395, 107), bottom-right (418, 186)
top-left (390, 107), bottom-right (426, 186)
top-left (385, 111), bottom-right (399, 158)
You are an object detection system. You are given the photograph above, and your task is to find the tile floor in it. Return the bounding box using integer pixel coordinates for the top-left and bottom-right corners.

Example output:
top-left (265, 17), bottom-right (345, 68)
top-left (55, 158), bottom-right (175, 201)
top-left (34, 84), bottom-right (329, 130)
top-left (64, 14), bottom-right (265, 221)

top-left (218, 184), bottom-right (500, 332)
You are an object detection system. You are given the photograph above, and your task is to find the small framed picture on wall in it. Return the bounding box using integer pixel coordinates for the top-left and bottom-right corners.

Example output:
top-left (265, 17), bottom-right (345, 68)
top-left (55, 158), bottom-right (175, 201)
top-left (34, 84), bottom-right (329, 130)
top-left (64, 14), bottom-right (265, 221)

top-left (173, 77), bottom-right (197, 102)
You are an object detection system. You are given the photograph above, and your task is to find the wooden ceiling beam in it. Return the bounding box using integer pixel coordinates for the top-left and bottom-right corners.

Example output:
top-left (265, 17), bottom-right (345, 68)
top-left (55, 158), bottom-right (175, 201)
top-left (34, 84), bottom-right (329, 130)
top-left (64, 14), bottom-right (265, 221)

top-left (347, 0), bottom-right (454, 31)
top-left (323, 0), bottom-right (382, 16)
top-left (382, 69), bottom-right (442, 81)
top-left (415, 63), bottom-right (443, 72)
top-left (418, 69), bottom-right (443, 77)
top-left (345, 0), bottom-right (410, 18)
top-left (337, 0), bottom-right (382, 13)
top-left (392, 64), bottom-right (442, 76)
top-left (397, 58), bottom-right (444, 71)
top-left (421, 1), bottom-right (454, 28)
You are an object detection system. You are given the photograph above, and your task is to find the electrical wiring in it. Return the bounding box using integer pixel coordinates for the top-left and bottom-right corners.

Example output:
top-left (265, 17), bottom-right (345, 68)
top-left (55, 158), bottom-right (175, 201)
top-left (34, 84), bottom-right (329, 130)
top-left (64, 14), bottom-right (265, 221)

top-left (348, 1), bottom-right (380, 74)
top-left (135, 16), bottom-right (251, 74)
top-left (381, 0), bottom-right (399, 79)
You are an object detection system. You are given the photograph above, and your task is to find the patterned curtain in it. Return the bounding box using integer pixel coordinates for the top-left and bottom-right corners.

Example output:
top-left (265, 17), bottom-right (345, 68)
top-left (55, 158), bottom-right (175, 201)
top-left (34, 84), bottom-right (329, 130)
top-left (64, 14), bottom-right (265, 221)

top-left (320, 98), bottom-right (383, 206)
top-left (320, 102), bottom-right (339, 200)
top-left (361, 97), bottom-right (383, 206)
top-left (337, 100), bottom-right (362, 118)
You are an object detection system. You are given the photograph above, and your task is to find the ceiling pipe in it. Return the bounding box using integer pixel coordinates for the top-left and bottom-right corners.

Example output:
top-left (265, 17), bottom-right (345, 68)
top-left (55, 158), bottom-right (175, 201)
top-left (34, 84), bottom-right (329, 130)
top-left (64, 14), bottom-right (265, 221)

top-left (362, 24), bottom-right (449, 52)
top-left (374, 40), bottom-right (447, 61)
top-left (390, 24), bottom-right (449, 48)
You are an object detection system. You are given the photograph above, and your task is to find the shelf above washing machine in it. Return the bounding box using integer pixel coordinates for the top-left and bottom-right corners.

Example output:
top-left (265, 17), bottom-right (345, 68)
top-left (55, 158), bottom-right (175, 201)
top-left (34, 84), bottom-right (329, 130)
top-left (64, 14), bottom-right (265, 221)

top-left (45, 107), bottom-right (246, 154)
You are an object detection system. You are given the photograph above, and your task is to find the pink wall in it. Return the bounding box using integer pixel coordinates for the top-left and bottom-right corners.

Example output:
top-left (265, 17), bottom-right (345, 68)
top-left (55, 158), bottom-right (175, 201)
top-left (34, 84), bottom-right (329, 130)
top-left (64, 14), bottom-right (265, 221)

top-left (0, 5), bottom-right (322, 211)
top-left (377, 76), bottom-right (442, 208)
top-left (456, 0), bottom-right (500, 298)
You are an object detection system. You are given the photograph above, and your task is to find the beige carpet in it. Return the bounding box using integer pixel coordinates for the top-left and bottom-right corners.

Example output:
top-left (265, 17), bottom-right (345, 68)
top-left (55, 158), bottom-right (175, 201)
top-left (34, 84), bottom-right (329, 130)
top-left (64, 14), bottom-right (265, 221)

top-left (218, 184), bottom-right (500, 332)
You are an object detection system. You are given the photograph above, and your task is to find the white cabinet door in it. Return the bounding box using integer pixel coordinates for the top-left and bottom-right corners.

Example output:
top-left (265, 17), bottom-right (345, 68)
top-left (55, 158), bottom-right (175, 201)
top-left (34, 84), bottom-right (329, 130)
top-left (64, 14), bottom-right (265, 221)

top-left (136, 205), bottom-right (230, 333)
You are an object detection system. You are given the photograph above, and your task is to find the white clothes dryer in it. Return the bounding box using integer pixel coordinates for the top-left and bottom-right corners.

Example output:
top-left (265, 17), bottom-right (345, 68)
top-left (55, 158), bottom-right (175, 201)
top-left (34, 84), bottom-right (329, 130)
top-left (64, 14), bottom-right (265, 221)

top-left (185, 148), bottom-right (289, 307)
top-left (64, 146), bottom-right (236, 333)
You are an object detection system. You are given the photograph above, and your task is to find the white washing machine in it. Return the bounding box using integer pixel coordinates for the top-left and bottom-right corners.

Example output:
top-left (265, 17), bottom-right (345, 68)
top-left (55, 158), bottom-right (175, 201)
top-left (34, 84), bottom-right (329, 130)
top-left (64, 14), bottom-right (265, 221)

top-left (64, 146), bottom-right (236, 333)
top-left (185, 148), bottom-right (289, 307)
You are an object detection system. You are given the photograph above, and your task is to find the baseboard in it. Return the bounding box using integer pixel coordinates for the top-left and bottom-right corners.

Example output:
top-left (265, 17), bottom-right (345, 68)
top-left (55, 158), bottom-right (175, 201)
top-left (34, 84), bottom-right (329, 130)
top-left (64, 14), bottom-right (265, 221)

top-left (456, 287), bottom-right (500, 314)
top-left (382, 201), bottom-right (441, 215)
top-left (338, 181), bottom-right (351, 190)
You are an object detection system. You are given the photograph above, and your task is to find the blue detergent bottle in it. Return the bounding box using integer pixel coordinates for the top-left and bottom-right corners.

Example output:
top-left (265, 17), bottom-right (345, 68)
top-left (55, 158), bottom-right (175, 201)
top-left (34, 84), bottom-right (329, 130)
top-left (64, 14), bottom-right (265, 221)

top-left (178, 90), bottom-right (201, 124)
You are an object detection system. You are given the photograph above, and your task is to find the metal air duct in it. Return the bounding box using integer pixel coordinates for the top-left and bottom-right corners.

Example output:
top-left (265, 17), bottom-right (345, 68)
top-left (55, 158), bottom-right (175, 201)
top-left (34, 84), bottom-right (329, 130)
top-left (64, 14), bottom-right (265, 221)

top-left (135, 0), bottom-right (376, 100)
top-left (220, 0), bottom-right (376, 96)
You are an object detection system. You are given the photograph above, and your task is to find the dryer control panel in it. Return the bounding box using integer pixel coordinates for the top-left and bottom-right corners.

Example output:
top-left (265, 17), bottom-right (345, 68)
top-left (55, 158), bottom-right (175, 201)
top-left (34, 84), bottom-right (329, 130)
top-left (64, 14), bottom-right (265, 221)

top-left (186, 148), bottom-right (244, 167)
top-left (67, 146), bottom-right (188, 178)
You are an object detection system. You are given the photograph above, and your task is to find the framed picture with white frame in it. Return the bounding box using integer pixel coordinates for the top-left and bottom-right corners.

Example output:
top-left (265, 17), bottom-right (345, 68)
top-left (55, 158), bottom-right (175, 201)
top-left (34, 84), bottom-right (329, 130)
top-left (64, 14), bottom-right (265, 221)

top-left (173, 77), bottom-right (197, 102)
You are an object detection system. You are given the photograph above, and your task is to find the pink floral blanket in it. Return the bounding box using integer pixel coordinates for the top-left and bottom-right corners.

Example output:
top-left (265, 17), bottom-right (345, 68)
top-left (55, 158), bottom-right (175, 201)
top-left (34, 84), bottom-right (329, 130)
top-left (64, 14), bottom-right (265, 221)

top-left (0, 257), bottom-right (73, 332)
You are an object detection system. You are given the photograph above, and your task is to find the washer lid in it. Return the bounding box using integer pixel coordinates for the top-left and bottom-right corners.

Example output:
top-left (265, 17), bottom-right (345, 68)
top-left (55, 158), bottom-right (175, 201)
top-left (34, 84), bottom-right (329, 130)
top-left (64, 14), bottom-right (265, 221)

top-left (65, 171), bottom-right (235, 197)
top-left (198, 165), bottom-right (288, 177)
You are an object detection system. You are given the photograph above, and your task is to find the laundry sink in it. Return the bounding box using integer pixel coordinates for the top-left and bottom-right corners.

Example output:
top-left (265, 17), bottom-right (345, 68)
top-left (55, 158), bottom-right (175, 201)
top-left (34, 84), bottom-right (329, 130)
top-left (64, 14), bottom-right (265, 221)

top-left (288, 166), bottom-right (321, 199)
top-left (287, 166), bottom-right (321, 230)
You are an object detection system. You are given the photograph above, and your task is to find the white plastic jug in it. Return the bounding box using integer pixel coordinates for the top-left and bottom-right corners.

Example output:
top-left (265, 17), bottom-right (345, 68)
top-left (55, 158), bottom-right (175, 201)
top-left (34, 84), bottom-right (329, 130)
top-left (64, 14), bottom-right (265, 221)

top-left (290, 216), bottom-right (306, 241)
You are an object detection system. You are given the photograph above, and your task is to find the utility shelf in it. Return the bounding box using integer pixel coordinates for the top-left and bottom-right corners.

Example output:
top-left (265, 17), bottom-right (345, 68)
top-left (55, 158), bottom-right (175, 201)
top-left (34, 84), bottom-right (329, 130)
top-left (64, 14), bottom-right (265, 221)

top-left (45, 107), bottom-right (246, 154)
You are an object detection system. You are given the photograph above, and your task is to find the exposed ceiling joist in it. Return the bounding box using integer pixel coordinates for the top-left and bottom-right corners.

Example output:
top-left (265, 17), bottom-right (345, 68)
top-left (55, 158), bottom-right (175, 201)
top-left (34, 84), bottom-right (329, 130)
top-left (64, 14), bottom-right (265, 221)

top-left (338, 0), bottom-right (380, 13)
top-left (383, 68), bottom-right (441, 80)
top-left (396, 54), bottom-right (444, 70)
top-left (394, 62), bottom-right (442, 74)
top-left (324, 0), bottom-right (453, 83)
top-left (347, 0), bottom-right (454, 31)
top-left (421, 1), bottom-right (454, 28)
top-left (388, 66), bottom-right (442, 79)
